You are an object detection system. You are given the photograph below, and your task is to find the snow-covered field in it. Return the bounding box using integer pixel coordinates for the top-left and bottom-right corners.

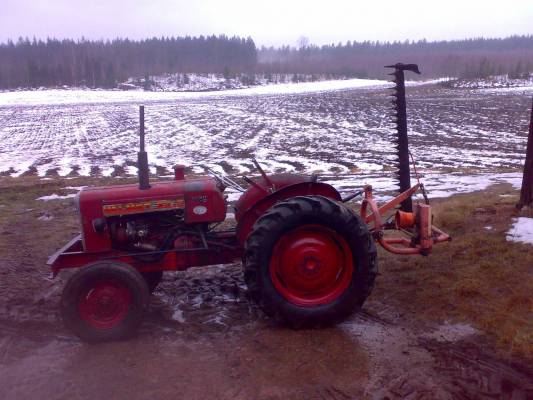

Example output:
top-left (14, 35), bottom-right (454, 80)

top-left (448, 74), bottom-right (533, 90)
top-left (0, 79), bottom-right (531, 199)
top-left (0, 78), bottom-right (388, 106)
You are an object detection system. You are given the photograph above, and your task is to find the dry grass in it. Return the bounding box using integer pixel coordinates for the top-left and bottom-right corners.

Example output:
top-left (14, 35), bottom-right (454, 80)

top-left (375, 184), bottom-right (533, 360)
top-left (0, 175), bottom-right (139, 256)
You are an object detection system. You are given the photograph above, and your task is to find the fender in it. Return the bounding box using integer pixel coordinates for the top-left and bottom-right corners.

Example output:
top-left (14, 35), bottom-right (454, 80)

top-left (235, 181), bottom-right (341, 245)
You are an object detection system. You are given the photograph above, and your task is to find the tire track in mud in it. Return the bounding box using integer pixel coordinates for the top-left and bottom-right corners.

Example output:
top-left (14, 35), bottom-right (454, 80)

top-left (148, 263), bottom-right (260, 332)
top-left (347, 306), bottom-right (533, 399)
top-left (423, 340), bottom-right (533, 400)
top-left (0, 263), bottom-right (254, 344)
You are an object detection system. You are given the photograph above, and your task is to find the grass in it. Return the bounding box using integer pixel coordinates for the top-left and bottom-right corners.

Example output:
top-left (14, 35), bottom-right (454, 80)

top-left (374, 184), bottom-right (533, 360)
top-left (0, 175), bottom-right (139, 257)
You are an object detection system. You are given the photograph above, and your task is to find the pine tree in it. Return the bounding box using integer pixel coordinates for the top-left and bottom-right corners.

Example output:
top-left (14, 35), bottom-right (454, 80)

top-left (223, 65), bottom-right (231, 80)
top-left (143, 73), bottom-right (151, 91)
top-left (509, 60), bottom-right (523, 79)
top-left (105, 63), bottom-right (116, 88)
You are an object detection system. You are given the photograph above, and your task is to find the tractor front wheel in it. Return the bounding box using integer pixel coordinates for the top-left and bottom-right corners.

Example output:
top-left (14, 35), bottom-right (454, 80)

top-left (243, 195), bottom-right (377, 328)
top-left (61, 261), bottom-right (149, 343)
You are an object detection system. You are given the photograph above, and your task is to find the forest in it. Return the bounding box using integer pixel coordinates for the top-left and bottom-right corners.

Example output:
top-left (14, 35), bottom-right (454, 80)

top-left (258, 35), bottom-right (533, 80)
top-left (0, 34), bottom-right (532, 89)
top-left (0, 35), bottom-right (257, 89)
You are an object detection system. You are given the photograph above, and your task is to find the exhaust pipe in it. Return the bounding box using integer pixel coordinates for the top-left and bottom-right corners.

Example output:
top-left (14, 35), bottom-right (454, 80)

top-left (138, 105), bottom-right (150, 190)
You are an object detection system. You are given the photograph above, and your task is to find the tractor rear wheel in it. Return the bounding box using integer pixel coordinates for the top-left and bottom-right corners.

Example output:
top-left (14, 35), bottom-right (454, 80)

top-left (61, 261), bottom-right (149, 343)
top-left (243, 195), bottom-right (377, 328)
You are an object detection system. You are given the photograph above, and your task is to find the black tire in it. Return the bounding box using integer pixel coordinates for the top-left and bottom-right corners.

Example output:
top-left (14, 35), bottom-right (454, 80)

top-left (243, 195), bottom-right (377, 328)
top-left (141, 270), bottom-right (163, 293)
top-left (61, 261), bottom-right (149, 343)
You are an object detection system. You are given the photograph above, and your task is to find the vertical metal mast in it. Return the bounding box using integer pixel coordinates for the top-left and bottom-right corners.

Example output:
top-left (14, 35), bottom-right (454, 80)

top-left (385, 63), bottom-right (420, 212)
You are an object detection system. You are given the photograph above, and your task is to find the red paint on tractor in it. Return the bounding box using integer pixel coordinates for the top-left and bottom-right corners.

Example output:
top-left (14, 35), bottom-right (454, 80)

top-left (269, 224), bottom-right (353, 307)
top-left (78, 178), bottom-right (226, 252)
top-left (235, 179), bottom-right (341, 244)
top-left (234, 173), bottom-right (316, 221)
top-left (48, 232), bottom-right (242, 275)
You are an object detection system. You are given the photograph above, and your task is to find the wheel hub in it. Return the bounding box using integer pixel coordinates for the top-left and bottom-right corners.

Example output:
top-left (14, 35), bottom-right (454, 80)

top-left (301, 256), bottom-right (321, 276)
top-left (78, 280), bottom-right (131, 329)
top-left (270, 224), bottom-right (353, 307)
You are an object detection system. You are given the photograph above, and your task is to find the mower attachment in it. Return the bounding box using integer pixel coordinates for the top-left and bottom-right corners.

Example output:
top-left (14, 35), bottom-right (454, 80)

top-left (361, 185), bottom-right (450, 255)
top-left (386, 63), bottom-right (421, 212)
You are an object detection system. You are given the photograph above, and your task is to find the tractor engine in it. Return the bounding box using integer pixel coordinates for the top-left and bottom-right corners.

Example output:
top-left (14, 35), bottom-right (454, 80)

top-left (107, 211), bottom-right (185, 253)
top-left (76, 177), bottom-right (227, 253)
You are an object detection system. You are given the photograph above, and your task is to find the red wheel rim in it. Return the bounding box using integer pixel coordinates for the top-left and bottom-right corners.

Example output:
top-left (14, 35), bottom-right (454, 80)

top-left (269, 224), bottom-right (353, 307)
top-left (78, 279), bottom-right (131, 329)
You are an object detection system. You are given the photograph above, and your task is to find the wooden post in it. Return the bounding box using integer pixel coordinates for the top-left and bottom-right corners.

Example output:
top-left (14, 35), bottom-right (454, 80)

top-left (517, 97), bottom-right (533, 209)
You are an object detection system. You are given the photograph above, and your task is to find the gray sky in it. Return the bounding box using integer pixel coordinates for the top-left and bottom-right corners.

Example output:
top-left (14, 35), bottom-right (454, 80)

top-left (1, 0), bottom-right (532, 46)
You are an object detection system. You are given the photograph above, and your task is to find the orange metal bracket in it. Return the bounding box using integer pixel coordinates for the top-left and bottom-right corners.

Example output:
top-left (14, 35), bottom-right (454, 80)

top-left (362, 184), bottom-right (420, 224)
top-left (360, 184), bottom-right (450, 255)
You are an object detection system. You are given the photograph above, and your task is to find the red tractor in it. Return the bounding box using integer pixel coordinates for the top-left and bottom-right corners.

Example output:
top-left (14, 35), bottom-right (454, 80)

top-left (48, 64), bottom-right (450, 342)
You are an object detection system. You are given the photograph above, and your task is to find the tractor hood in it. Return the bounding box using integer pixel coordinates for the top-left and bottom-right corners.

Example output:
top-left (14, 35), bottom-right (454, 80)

top-left (78, 178), bottom-right (226, 252)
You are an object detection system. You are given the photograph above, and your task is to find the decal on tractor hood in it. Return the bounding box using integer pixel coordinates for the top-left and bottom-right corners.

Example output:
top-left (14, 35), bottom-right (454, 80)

top-left (102, 197), bottom-right (185, 217)
top-left (193, 205), bottom-right (208, 215)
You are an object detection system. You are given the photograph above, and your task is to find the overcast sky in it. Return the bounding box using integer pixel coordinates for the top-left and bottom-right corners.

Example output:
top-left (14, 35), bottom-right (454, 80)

top-left (1, 0), bottom-right (532, 46)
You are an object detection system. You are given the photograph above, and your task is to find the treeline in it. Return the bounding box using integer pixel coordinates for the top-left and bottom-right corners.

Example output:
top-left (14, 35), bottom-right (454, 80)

top-left (258, 36), bottom-right (533, 79)
top-left (0, 35), bottom-right (257, 89)
top-left (0, 35), bottom-right (532, 89)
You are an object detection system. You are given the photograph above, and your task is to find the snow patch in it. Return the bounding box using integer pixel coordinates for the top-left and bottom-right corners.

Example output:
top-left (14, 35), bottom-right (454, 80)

top-left (36, 193), bottom-right (77, 201)
top-left (480, 85), bottom-right (533, 94)
top-left (37, 213), bottom-right (54, 221)
top-left (171, 308), bottom-right (186, 323)
top-left (507, 217), bottom-right (533, 245)
top-left (0, 78), bottom-right (388, 107)
top-left (407, 78), bottom-right (451, 86)
top-left (65, 186), bottom-right (87, 191)
top-left (325, 172), bottom-right (523, 202)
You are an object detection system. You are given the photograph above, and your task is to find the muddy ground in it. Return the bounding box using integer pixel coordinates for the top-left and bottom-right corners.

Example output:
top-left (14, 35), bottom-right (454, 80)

top-left (0, 177), bottom-right (532, 400)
